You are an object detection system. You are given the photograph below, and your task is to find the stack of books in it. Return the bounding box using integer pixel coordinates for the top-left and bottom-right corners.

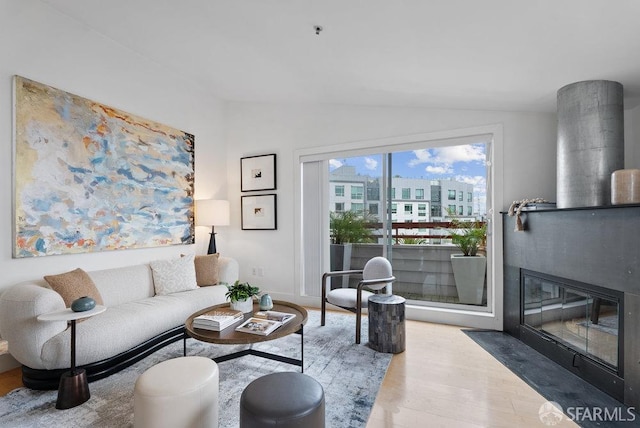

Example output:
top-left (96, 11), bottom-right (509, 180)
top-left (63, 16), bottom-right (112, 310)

top-left (192, 309), bottom-right (244, 331)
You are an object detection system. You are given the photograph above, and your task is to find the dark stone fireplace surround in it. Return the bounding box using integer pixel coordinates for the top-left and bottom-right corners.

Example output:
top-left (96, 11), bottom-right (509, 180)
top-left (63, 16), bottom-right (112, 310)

top-left (503, 204), bottom-right (640, 408)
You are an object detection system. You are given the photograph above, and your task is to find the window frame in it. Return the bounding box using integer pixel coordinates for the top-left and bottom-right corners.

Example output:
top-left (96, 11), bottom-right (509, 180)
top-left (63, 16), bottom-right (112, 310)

top-left (295, 124), bottom-right (504, 331)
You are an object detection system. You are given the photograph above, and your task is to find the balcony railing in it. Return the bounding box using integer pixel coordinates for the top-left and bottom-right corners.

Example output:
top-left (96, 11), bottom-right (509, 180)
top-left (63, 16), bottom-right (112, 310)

top-left (329, 220), bottom-right (488, 306)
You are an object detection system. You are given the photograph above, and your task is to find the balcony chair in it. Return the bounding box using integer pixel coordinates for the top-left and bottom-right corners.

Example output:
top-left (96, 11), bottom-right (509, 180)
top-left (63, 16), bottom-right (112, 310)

top-left (321, 256), bottom-right (396, 344)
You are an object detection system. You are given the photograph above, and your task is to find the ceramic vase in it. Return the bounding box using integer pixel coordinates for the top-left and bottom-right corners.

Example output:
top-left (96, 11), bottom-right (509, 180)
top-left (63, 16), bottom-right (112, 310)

top-left (230, 298), bottom-right (253, 313)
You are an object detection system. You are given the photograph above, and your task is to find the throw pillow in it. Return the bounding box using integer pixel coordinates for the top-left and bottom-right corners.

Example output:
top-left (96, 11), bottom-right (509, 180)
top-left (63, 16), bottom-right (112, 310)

top-left (194, 253), bottom-right (220, 286)
top-left (44, 268), bottom-right (104, 308)
top-left (150, 254), bottom-right (198, 295)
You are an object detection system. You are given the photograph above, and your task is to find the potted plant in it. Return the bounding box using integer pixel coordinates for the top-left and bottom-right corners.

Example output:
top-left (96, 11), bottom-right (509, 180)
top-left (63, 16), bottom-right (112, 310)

top-left (448, 218), bottom-right (487, 305)
top-left (329, 211), bottom-right (374, 287)
top-left (225, 280), bottom-right (260, 313)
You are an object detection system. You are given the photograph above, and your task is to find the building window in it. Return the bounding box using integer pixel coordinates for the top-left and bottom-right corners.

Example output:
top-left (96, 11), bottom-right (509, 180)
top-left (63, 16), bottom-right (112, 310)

top-left (418, 204), bottom-right (426, 217)
top-left (468, 206), bottom-right (473, 216)
top-left (432, 205), bottom-right (441, 217)
top-left (404, 204), bottom-right (413, 214)
top-left (369, 203), bottom-right (378, 215)
top-left (448, 204), bottom-right (456, 214)
top-left (351, 186), bottom-right (363, 200)
top-left (391, 203), bottom-right (397, 214)
top-left (467, 192), bottom-right (473, 202)
top-left (458, 191), bottom-right (463, 201)
top-left (335, 185), bottom-right (344, 197)
top-left (335, 202), bottom-right (344, 212)
top-left (351, 203), bottom-right (364, 213)
top-left (391, 188), bottom-right (396, 199)
top-left (367, 187), bottom-right (380, 201)
top-left (416, 188), bottom-right (424, 200)
top-left (402, 188), bottom-right (411, 199)
top-left (458, 205), bottom-right (464, 215)
top-left (448, 190), bottom-right (456, 200)
top-left (431, 186), bottom-right (441, 202)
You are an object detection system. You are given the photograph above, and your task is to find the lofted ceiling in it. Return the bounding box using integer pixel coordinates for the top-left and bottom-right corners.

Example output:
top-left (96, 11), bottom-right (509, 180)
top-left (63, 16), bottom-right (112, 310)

top-left (40, 0), bottom-right (640, 112)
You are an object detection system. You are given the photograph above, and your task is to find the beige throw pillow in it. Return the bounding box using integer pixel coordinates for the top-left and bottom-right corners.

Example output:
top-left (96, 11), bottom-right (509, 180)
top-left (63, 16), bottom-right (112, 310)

top-left (150, 254), bottom-right (198, 295)
top-left (194, 253), bottom-right (220, 286)
top-left (44, 268), bottom-right (104, 307)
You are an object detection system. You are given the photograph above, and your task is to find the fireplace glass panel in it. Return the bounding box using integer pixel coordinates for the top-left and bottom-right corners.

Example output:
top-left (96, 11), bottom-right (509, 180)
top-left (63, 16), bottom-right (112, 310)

top-left (522, 273), bottom-right (619, 370)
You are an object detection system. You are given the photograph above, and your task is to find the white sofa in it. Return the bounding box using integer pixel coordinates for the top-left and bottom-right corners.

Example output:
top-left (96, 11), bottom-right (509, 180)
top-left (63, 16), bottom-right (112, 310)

top-left (0, 256), bottom-right (238, 389)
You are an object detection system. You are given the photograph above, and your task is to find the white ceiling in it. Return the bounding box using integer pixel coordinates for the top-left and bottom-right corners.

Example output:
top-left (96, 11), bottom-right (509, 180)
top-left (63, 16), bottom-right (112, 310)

top-left (41, 0), bottom-right (640, 112)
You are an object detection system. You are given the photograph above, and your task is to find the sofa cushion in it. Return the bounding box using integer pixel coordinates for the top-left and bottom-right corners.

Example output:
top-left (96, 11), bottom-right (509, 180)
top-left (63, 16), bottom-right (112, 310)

top-left (150, 255), bottom-right (198, 295)
top-left (44, 268), bottom-right (104, 307)
top-left (194, 253), bottom-right (220, 286)
top-left (89, 264), bottom-right (155, 307)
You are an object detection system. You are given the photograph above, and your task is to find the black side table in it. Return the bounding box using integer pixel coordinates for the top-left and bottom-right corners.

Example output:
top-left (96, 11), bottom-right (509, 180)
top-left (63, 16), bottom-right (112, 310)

top-left (368, 294), bottom-right (406, 353)
top-left (37, 305), bottom-right (106, 409)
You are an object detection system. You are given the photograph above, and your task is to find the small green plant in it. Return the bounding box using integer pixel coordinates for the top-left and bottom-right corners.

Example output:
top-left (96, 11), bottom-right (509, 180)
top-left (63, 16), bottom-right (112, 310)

top-left (225, 280), bottom-right (260, 302)
top-left (449, 219), bottom-right (487, 256)
top-left (329, 211), bottom-right (374, 244)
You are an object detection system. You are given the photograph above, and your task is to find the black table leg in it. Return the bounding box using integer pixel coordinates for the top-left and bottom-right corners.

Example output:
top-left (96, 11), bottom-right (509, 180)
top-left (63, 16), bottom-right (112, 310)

top-left (56, 320), bottom-right (90, 409)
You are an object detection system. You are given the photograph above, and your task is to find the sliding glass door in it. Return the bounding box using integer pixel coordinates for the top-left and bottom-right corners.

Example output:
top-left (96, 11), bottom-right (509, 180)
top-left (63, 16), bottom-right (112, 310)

top-left (326, 142), bottom-right (490, 310)
top-left (297, 125), bottom-right (502, 328)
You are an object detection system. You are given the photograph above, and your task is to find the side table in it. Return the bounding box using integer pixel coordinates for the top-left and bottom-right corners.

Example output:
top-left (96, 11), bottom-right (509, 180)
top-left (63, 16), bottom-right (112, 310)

top-left (367, 294), bottom-right (406, 354)
top-left (37, 305), bottom-right (106, 409)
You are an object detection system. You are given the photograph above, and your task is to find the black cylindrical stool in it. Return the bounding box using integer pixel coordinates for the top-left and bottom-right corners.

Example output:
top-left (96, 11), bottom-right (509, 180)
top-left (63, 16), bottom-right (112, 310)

top-left (368, 294), bottom-right (406, 353)
top-left (240, 372), bottom-right (325, 428)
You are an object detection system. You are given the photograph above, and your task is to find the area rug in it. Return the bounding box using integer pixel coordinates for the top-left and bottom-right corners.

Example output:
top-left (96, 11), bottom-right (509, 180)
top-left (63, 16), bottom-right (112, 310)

top-left (0, 310), bottom-right (391, 428)
top-left (464, 330), bottom-right (637, 428)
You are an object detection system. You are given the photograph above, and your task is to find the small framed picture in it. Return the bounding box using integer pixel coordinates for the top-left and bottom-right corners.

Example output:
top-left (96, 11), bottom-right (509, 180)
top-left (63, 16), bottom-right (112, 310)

top-left (241, 154), bottom-right (276, 192)
top-left (241, 194), bottom-right (277, 230)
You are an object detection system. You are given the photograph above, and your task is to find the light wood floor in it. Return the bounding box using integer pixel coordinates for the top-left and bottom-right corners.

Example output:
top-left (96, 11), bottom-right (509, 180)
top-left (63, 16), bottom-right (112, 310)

top-left (0, 320), bottom-right (578, 427)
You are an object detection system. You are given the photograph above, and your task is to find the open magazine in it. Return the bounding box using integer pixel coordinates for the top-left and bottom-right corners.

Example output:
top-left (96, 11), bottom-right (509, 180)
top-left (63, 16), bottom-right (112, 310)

top-left (254, 310), bottom-right (295, 324)
top-left (235, 317), bottom-right (282, 336)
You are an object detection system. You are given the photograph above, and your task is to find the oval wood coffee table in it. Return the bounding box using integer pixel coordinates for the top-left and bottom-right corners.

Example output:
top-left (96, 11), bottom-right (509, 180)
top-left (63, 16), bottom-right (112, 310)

top-left (184, 300), bottom-right (308, 371)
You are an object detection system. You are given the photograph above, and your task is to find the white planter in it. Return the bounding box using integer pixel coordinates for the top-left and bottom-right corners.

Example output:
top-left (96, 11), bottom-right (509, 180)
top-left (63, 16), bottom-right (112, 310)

top-left (230, 298), bottom-right (254, 313)
top-left (450, 254), bottom-right (487, 305)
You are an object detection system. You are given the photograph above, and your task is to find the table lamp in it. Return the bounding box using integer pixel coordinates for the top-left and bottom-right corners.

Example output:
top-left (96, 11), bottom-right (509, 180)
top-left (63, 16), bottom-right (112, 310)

top-left (196, 199), bottom-right (230, 254)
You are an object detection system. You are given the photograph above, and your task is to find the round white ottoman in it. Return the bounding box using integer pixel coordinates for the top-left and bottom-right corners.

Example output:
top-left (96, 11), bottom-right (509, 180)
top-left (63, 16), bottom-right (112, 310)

top-left (134, 356), bottom-right (219, 428)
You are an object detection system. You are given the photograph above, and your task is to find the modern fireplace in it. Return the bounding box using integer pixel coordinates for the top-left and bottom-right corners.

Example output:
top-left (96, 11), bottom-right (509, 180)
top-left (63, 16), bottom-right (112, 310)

top-left (503, 204), bottom-right (640, 408)
top-left (520, 269), bottom-right (623, 400)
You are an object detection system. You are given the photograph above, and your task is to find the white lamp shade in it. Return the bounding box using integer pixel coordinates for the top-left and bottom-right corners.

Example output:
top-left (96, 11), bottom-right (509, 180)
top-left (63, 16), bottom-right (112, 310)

top-left (196, 199), bottom-right (230, 226)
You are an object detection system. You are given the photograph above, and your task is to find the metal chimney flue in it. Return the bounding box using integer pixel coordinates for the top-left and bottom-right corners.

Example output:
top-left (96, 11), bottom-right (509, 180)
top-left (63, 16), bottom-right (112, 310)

top-left (556, 80), bottom-right (624, 208)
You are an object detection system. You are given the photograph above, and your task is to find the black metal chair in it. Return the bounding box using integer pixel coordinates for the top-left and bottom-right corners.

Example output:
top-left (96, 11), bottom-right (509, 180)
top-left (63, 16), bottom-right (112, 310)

top-left (321, 256), bottom-right (396, 344)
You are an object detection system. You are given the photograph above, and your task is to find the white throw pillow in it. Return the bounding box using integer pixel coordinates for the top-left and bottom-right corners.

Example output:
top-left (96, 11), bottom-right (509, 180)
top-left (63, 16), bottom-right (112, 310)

top-left (150, 254), bottom-right (198, 295)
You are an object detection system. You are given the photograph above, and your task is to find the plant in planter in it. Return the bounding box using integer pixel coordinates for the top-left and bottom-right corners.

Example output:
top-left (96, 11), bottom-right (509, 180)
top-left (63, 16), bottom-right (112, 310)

top-left (329, 210), bottom-right (374, 245)
top-left (329, 211), bottom-right (375, 286)
top-left (448, 218), bottom-right (487, 305)
top-left (225, 280), bottom-right (260, 313)
top-left (449, 220), bottom-right (487, 256)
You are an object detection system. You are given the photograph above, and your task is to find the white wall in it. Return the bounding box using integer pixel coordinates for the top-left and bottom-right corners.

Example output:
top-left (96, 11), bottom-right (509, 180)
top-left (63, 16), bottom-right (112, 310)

top-left (0, 2), bottom-right (228, 298)
top-left (223, 103), bottom-right (558, 301)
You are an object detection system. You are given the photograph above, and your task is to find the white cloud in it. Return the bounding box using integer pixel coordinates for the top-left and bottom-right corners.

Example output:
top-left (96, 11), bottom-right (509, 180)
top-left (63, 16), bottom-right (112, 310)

top-left (408, 144), bottom-right (485, 168)
top-left (329, 159), bottom-right (343, 169)
top-left (408, 149), bottom-right (432, 166)
top-left (426, 165), bottom-right (453, 174)
top-left (456, 175), bottom-right (487, 195)
top-left (364, 157), bottom-right (378, 170)
top-left (436, 145), bottom-right (485, 164)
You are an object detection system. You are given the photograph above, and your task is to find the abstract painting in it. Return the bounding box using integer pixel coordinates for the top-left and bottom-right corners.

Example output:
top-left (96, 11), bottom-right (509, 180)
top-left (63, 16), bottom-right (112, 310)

top-left (13, 76), bottom-right (195, 258)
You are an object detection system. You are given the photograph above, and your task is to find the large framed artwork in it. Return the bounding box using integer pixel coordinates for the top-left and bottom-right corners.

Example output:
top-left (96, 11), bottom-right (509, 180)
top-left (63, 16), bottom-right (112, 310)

top-left (13, 76), bottom-right (195, 258)
top-left (241, 194), bottom-right (277, 230)
top-left (240, 154), bottom-right (276, 192)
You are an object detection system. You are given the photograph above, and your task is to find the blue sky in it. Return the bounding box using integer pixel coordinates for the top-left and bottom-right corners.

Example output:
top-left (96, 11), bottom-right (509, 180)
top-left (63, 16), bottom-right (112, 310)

top-left (330, 143), bottom-right (488, 212)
